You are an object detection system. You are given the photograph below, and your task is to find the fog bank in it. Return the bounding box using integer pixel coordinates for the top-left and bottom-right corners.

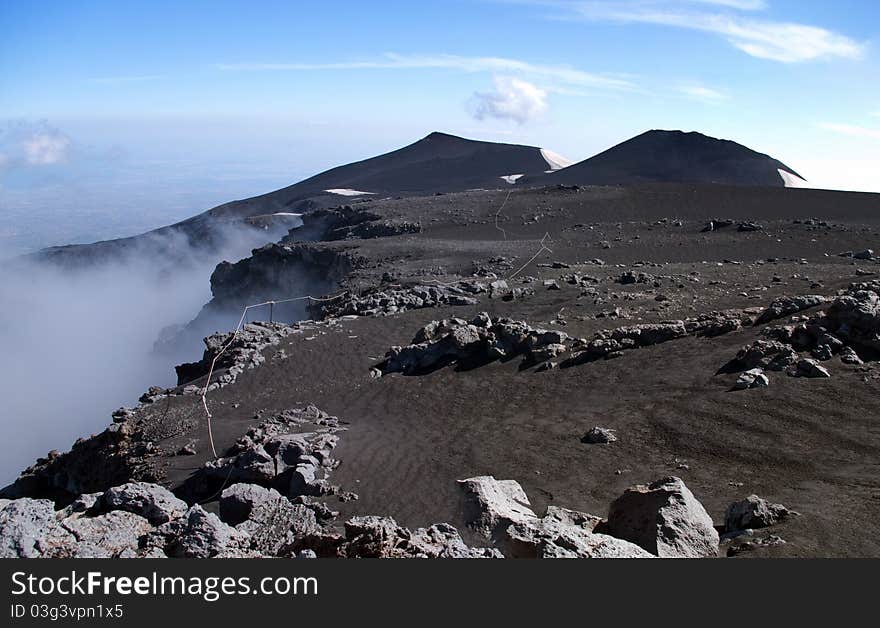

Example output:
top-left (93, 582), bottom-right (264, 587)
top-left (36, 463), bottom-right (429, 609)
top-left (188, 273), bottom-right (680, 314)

top-left (0, 219), bottom-right (301, 485)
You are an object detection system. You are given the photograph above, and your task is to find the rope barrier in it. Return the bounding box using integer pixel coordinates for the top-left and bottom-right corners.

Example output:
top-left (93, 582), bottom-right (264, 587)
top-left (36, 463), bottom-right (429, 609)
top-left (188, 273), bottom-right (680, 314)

top-left (199, 291), bottom-right (346, 458)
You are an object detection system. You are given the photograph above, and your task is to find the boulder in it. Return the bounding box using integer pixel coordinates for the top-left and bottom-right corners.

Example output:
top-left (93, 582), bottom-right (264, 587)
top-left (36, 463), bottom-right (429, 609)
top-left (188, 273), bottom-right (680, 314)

top-left (220, 483), bottom-right (282, 526)
top-left (505, 506), bottom-right (652, 559)
top-left (341, 516), bottom-right (501, 558)
top-left (101, 482), bottom-right (188, 525)
top-left (601, 477), bottom-right (719, 558)
top-left (457, 476), bottom-right (538, 540)
top-left (581, 427), bottom-right (618, 444)
top-left (791, 358), bottom-right (831, 378)
top-left (47, 511), bottom-right (153, 558)
top-left (725, 495), bottom-right (790, 532)
top-left (733, 368), bottom-right (769, 390)
top-left (159, 505), bottom-right (248, 558)
top-left (839, 346), bottom-right (863, 365)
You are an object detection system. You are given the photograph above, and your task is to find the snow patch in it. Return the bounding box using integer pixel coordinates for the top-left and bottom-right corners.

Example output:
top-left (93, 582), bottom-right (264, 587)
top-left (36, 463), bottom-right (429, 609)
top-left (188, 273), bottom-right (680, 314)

top-left (540, 148), bottom-right (573, 171)
top-left (500, 174), bottom-right (525, 184)
top-left (325, 189), bottom-right (375, 196)
top-left (778, 169), bottom-right (810, 188)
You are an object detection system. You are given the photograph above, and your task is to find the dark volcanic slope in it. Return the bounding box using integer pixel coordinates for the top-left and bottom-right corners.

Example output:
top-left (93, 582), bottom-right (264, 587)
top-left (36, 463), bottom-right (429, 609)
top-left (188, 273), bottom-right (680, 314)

top-left (524, 130), bottom-right (804, 188)
top-left (33, 132), bottom-right (562, 264)
top-left (11, 183), bottom-right (880, 558)
top-left (189, 131), bottom-right (559, 222)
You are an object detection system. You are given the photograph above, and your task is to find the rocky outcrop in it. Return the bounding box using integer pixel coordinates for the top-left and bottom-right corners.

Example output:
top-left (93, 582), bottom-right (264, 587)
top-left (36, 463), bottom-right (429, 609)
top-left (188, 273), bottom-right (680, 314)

top-left (319, 282), bottom-right (479, 318)
top-left (195, 406), bottom-right (344, 500)
top-left (566, 310), bottom-right (750, 367)
top-left (208, 242), bottom-right (359, 313)
top-left (724, 284), bottom-right (880, 380)
top-left (175, 322), bottom-right (296, 386)
top-left (0, 417), bottom-right (160, 504)
top-left (755, 295), bottom-right (827, 325)
top-left (599, 477), bottom-right (719, 558)
top-left (379, 313), bottom-right (570, 375)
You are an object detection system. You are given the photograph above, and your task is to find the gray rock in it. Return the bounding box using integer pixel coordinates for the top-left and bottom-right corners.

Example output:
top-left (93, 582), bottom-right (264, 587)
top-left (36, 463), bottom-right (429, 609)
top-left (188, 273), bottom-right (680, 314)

top-left (458, 476), bottom-right (538, 540)
top-left (101, 482), bottom-right (188, 525)
top-left (839, 346), bottom-right (863, 365)
top-left (160, 505), bottom-right (248, 558)
top-left (581, 427), bottom-right (618, 444)
top-left (791, 358), bottom-right (831, 378)
top-left (505, 506), bottom-right (652, 558)
top-left (811, 344), bottom-right (834, 361)
top-left (0, 498), bottom-right (58, 557)
top-left (220, 483), bottom-right (282, 526)
top-left (602, 477), bottom-right (720, 558)
top-left (756, 295), bottom-right (826, 325)
top-left (489, 280), bottom-right (511, 299)
top-left (734, 368), bottom-right (769, 390)
top-left (725, 495), bottom-right (790, 532)
top-left (49, 511), bottom-right (153, 558)
top-left (341, 516), bottom-right (500, 558)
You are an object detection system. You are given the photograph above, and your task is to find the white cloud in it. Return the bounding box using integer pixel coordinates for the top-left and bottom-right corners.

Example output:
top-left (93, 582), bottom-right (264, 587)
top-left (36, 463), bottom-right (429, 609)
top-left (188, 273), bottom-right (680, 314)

top-left (22, 132), bottom-right (71, 165)
top-left (470, 76), bottom-right (548, 124)
top-left (0, 121), bottom-right (72, 169)
top-left (537, 1), bottom-right (865, 63)
top-left (818, 122), bottom-right (880, 141)
top-left (677, 84), bottom-right (728, 103)
top-left (217, 52), bottom-right (634, 90)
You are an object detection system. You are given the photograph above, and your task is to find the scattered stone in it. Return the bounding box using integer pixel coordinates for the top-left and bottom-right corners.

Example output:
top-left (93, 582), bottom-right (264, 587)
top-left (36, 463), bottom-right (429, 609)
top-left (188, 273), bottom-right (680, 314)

top-left (840, 346), bottom-right (863, 365)
top-left (727, 534), bottom-right (787, 556)
top-left (791, 358), bottom-right (831, 378)
top-left (581, 427), bottom-right (617, 444)
top-left (738, 222), bottom-right (764, 232)
top-left (733, 368), bottom-right (769, 390)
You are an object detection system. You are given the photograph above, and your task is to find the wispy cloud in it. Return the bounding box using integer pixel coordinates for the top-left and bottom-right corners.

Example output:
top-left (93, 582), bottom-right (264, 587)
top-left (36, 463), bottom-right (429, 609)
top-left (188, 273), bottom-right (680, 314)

top-left (216, 52), bottom-right (635, 90)
top-left (818, 122), bottom-right (880, 141)
top-left (469, 76), bottom-right (548, 124)
top-left (677, 83), bottom-right (729, 103)
top-left (522, 1), bottom-right (864, 63)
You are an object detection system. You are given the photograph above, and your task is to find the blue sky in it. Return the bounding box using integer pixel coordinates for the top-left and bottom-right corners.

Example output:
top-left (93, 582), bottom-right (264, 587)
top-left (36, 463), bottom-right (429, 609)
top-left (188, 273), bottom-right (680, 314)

top-left (1, 0), bottom-right (879, 253)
